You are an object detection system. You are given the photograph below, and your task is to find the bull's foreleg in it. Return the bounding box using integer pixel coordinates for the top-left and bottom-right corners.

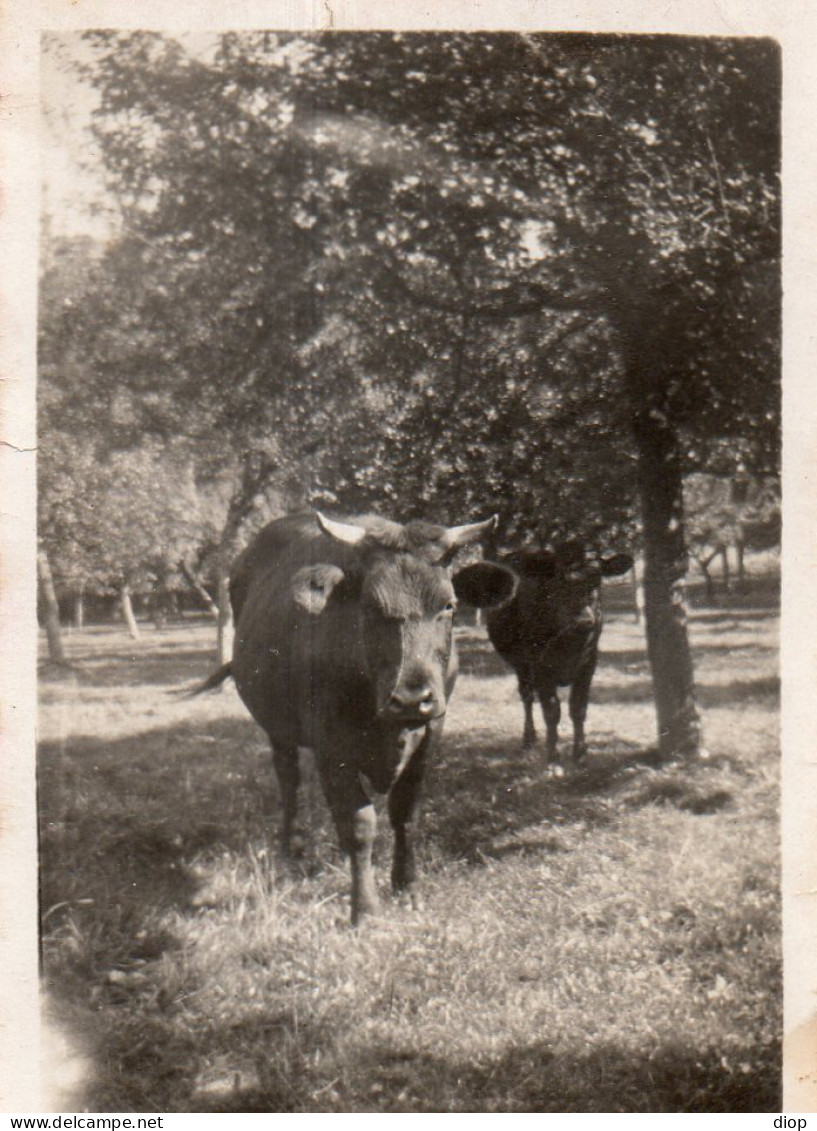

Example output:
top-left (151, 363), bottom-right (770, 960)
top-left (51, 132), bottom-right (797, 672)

top-left (568, 664), bottom-right (595, 764)
top-left (519, 673), bottom-right (537, 749)
top-left (271, 744), bottom-right (302, 856)
top-left (327, 780), bottom-right (379, 926)
top-left (388, 733), bottom-right (430, 907)
top-left (538, 687), bottom-right (561, 775)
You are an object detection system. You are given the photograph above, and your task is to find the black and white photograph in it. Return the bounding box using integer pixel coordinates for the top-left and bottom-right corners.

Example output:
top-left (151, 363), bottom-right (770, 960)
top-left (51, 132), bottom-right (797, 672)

top-left (2, 1), bottom-right (813, 1116)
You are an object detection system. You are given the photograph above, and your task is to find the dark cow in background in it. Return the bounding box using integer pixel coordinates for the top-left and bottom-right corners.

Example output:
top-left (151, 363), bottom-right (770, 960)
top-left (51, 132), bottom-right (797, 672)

top-left (486, 542), bottom-right (633, 776)
top-left (198, 511), bottom-right (515, 924)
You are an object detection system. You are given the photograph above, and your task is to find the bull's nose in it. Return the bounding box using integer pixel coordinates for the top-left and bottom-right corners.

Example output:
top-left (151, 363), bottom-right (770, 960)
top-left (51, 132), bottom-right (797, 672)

top-left (388, 687), bottom-right (436, 716)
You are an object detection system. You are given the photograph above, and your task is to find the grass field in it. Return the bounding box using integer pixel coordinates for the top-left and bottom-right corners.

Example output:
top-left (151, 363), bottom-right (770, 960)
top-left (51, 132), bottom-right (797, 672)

top-left (38, 591), bottom-right (780, 1112)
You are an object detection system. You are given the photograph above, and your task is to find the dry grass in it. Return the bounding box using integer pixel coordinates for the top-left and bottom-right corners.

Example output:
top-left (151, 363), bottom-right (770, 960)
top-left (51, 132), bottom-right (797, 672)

top-left (38, 590), bottom-right (780, 1112)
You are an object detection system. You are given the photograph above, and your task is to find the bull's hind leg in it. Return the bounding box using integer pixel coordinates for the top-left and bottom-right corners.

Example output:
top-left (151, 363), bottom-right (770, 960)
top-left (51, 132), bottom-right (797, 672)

top-left (271, 743), bottom-right (303, 856)
top-left (388, 730), bottom-right (431, 907)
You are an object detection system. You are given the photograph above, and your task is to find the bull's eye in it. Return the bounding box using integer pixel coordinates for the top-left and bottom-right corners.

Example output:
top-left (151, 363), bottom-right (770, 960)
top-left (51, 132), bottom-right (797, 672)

top-left (439, 600), bottom-right (457, 617)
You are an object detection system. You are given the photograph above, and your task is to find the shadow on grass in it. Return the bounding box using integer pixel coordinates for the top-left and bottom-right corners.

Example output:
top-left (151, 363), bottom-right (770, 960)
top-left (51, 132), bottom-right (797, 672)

top-left (690, 608), bottom-right (779, 625)
top-left (75, 1008), bottom-right (332, 1113)
top-left (77, 1012), bottom-right (780, 1112)
top-left (353, 1036), bottom-right (781, 1113)
top-left (422, 731), bottom-right (739, 867)
top-left (41, 648), bottom-right (219, 689)
top-left (38, 715), bottom-right (272, 996)
top-left (456, 624), bottom-right (776, 685)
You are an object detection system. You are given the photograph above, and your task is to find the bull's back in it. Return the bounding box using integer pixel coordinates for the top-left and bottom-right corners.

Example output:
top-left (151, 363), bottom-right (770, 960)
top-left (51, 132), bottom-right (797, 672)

top-left (486, 589), bottom-right (599, 685)
top-left (230, 512), bottom-right (319, 624)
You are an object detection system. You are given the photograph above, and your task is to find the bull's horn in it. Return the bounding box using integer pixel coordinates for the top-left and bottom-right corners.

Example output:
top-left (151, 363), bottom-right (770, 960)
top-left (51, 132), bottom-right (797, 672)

top-left (442, 515), bottom-right (498, 550)
top-left (315, 511), bottom-right (368, 545)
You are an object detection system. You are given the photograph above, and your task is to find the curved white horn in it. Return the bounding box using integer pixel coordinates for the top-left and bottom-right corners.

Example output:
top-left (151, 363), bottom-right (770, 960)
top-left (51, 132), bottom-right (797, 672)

top-left (442, 515), bottom-right (498, 550)
top-left (315, 511), bottom-right (368, 546)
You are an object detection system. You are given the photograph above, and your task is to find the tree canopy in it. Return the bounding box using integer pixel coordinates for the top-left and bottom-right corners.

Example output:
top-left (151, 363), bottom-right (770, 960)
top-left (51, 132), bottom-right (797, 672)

top-left (52, 33), bottom-right (776, 514)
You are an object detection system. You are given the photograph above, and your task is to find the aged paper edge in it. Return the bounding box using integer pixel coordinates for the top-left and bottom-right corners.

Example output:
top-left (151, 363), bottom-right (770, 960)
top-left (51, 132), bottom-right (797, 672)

top-left (1, 0), bottom-right (813, 1115)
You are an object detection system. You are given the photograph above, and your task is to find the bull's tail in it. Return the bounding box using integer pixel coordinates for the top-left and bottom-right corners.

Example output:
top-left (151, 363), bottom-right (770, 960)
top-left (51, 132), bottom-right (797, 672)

top-left (180, 662), bottom-right (233, 699)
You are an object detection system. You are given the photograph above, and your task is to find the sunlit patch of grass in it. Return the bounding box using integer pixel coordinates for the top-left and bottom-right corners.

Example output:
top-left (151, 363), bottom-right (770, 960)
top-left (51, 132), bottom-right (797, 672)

top-left (38, 600), bottom-right (780, 1111)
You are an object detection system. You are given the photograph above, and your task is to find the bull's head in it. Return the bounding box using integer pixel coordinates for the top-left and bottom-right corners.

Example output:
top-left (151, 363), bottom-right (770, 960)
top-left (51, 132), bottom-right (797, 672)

top-left (292, 511), bottom-right (516, 725)
top-left (506, 542), bottom-right (633, 638)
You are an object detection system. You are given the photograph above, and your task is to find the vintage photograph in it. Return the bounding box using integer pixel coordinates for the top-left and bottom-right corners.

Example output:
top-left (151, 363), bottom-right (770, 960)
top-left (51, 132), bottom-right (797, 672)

top-left (35, 30), bottom-right (781, 1112)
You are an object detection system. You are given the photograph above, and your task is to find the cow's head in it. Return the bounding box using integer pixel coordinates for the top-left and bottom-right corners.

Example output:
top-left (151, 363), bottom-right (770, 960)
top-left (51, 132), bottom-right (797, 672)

top-left (506, 542), bottom-right (633, 638)
top-left (292, 512), bottom-right (516, 724)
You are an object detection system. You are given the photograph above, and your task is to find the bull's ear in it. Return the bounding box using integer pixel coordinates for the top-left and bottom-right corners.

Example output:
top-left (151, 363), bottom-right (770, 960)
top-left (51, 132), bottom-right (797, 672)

top-left (600, 553), bottom-right (634, 577)
top-left (453, 562), bottom-right (517, 609)
top-left (291, 564), bottom-right (348, 615)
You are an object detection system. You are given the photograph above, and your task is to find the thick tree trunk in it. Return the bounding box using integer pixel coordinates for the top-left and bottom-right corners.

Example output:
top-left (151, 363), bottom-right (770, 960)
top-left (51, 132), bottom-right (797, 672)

top-left (120, 585), bottom-right (141, 641)
top-left (633, 410), bottom-right (706, 760)
top-left (216, 568), bottom-right (234, 666)
top-left (37, 549), bottom-right (67, 665)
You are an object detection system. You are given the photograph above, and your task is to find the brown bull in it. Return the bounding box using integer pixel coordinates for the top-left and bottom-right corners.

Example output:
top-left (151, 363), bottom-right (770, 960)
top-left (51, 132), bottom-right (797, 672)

top-left (198, 511), bottom-right (515, 924)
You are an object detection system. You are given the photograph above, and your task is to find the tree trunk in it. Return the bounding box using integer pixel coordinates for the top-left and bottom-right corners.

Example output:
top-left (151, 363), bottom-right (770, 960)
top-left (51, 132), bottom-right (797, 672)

top-left (631, 554), bottom-right (645, 624)
top-left (698, 555), bottom-right (716, 603)
top-left (216, 567), bottom-right (234, 665)
top-left (720, 546), bottom-right (731, 592)
top-left (120, 585), bottom-right (141, 641)
top-left (633, 410), bottom-right (706, 760)
top-left (37, 549), bottom-right (67, 664)
top-left (180, 561), bottom-right (220, 619)
top-left (736, 538), bottom-right (746, 590)
top-left (74, 584), bottom-right (85, 631)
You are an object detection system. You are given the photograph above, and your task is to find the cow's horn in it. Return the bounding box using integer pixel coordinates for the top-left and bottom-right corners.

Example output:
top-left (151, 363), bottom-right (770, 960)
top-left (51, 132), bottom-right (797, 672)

top-left (315, 511), bottom-right (368, 545)
top-left (442, 515), bottom-right (498, 550)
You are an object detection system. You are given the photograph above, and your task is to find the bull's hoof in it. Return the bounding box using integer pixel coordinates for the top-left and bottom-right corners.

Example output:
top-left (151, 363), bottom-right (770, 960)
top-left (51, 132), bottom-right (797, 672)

top-left (394, 884), bottom-right (424, 912)
top-left (351, 905), bottom-right (381, 928)
top-left (282, 829), bottom-right (306, 859)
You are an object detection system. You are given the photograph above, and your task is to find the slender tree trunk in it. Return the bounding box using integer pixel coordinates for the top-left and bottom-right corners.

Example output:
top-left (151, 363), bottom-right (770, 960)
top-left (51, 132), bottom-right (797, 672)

top-left (120, 585), bottom-right (141, 641)
top-left (74, 584), bottom-right (85, 631)
top-left (631, 554), bottom-right (645, 624)
top-left (216, 567), bottom-right (234, 665)
top-left (37, 549), bottom-right (67, 664)
top-left (180, 562), bottom-right (220, 619)
top-left (736, 538), bottom-right (746, 589)
top-left (698, 555), bottom-right (716, 603)
top-left (720, 546), bottom-right (731, 592)
top-left (633, 409), bottom-right (706, 760)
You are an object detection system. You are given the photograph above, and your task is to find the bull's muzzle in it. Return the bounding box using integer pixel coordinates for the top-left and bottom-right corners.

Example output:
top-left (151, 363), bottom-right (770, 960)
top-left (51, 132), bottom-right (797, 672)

top-left (383, 685), bottom-right (443, 724)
